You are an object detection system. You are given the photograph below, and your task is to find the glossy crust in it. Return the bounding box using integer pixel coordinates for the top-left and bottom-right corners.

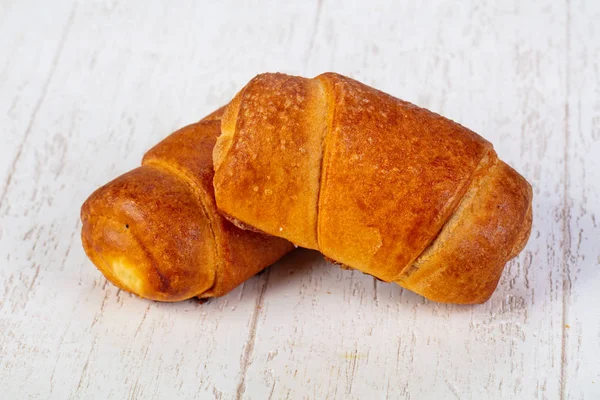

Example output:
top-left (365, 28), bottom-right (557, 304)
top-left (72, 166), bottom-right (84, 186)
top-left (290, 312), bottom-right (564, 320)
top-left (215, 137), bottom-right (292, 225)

top-left (81, 110), bottom-right (294, 302)
top-left (214, 75), bottom-right (327, 249)
top-left (396, 155), bottom-right (533, 303)
top-left (213, 72), bottom-right (533, 304)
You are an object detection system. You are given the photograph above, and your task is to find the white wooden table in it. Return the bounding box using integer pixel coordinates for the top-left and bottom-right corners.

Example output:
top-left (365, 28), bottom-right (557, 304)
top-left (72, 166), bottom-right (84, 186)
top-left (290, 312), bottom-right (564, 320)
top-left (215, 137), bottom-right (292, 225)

top-left (1, 1), bottom-right (599, 398)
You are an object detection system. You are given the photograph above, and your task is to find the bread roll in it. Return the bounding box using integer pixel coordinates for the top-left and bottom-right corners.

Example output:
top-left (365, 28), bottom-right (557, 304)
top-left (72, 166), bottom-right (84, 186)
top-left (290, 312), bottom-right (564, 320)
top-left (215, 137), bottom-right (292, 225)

top-left (81, 109), bottom-right (293, 301)
top-left (213, 73), bottom-right (532, 304)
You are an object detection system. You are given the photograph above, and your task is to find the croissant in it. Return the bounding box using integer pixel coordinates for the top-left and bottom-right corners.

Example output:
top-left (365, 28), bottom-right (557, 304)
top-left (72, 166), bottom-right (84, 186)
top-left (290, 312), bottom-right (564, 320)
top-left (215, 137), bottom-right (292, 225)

top-left (213, 72), bottom-right (533, 304)
top-left (81, 108), bottom-right (294, 301)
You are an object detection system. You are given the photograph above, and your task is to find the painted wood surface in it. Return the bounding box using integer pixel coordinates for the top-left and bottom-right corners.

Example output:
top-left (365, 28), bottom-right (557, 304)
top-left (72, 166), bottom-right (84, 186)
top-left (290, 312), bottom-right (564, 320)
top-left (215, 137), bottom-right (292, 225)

top-left (0, 1), bottom-right (598, 398)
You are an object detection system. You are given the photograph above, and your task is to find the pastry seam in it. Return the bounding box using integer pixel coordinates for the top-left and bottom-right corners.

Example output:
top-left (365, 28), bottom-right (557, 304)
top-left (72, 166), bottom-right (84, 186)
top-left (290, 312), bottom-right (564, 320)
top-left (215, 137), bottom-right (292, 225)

top-left (396, 149), bottom-right (496, 281)
top-left (314, 74), bottom-right (336, 252)
top-left (142, 158), bottom-right (220, 297)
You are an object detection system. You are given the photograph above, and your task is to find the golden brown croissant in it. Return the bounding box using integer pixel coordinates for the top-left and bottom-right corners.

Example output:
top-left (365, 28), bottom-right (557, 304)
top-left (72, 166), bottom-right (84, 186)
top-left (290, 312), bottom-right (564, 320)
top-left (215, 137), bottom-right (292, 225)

top-left (81, 109), bottom-right (294, 301)
top-left (213, 72), bottom-right (533, 304)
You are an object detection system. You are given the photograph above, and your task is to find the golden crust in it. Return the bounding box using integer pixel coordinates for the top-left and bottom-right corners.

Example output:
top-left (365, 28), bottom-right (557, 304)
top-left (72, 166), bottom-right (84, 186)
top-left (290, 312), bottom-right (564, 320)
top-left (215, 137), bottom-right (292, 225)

top-left (214, 74), bottom-right (328, 249)
top-left (81, 110), bottom-right (293, 301)
top-left (81, 165), bottom-right (217, 301)
top-left (213, 72), bottom-right (534, 304)
top-left (396, 155), bottom-right (533, 303)
top-left (316, 73), bottom-right (491, 281)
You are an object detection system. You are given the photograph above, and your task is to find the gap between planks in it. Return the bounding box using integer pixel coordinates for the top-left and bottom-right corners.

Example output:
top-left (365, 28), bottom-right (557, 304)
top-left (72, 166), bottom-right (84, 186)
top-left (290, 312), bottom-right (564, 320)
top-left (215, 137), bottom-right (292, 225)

top-left (0, 3), bottom-right (78, 209)
top-left (559, 0), bottom-right (572, 399)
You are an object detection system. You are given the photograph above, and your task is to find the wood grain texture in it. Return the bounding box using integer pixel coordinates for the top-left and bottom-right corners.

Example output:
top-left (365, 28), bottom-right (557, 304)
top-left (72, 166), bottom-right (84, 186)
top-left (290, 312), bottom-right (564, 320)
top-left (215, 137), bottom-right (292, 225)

top-left (563, 0), bottom-right (600, 398)
top-left (0, 0), bottom-right (598, 399)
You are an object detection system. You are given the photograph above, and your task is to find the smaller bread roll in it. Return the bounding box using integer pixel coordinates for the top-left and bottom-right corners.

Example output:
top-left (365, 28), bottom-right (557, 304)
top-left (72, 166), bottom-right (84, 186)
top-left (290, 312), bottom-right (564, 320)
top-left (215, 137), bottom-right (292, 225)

top-left (81, 109), bottom-right (294, 301)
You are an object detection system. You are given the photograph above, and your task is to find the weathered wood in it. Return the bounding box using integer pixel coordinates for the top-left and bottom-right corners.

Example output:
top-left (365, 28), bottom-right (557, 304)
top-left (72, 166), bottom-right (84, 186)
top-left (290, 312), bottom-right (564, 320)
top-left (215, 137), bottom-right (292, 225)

top-left (0, 0), bottom-right (77, 206)
top-left (563, 0), bottom-right (600, 398)
top-left (246, 1), bottom-right (577, 398)
top-left (0, 0), bottom-right (598, 399)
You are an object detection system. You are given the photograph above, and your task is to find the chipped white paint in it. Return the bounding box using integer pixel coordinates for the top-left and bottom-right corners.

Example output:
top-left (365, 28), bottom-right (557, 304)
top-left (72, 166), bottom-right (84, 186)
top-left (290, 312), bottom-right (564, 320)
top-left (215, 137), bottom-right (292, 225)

top-left (0, 0), bottom-right (598, 399)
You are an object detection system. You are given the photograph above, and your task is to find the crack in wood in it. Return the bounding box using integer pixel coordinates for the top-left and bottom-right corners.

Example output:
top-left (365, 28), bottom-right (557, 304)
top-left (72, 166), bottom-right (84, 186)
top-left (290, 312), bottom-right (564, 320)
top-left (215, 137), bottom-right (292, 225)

top-left (0, 3), bottom-right (77, 209)
top-left (235, 270), bottom-right (271, 400)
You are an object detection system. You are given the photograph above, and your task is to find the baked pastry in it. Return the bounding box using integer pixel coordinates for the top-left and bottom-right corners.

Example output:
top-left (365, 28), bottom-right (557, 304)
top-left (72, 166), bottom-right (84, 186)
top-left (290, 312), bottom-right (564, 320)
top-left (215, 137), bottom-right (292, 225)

top-left (213, 73), bottom-right (533, 304)
top-left (81, 109), bottom-right (294, 301)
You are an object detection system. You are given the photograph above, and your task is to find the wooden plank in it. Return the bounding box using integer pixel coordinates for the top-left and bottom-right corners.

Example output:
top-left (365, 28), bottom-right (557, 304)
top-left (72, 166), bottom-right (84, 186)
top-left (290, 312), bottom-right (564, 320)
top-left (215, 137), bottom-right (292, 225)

top-left (563, 0), bottom-right (600, 398)
top-left (1, 0), bottom-right (598, 399)
top-left (0, 0), bottom-right (76, 204)
top-left (0, 1), bottom-right (317, 398)
top-left (244, 1), bottom-right (571, 398)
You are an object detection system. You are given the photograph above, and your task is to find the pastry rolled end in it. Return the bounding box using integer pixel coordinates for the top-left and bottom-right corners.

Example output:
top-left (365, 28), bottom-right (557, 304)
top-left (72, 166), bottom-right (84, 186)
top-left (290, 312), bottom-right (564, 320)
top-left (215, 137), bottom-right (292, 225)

top-left (397, 158), bottom-right (533, 304)
top-left (81, 166), bottom-right (217, 302)
top-left (82, 116), bottom-right (294, 302)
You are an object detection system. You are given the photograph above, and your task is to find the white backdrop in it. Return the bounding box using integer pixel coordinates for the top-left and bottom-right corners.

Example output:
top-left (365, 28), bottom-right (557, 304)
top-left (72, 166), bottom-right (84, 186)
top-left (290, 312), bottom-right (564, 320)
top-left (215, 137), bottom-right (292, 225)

top-left (0, 1), bottom-right (598, 398)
